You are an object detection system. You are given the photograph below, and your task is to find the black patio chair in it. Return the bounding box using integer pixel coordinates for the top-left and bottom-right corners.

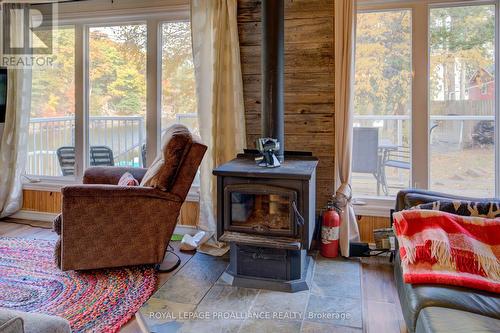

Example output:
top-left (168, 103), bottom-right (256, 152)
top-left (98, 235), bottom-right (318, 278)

top-left (89, 146), bottom-right (114, 167)
top-left (56, 146), bottom-right (114, 176)
top-left (141, 143), bottom-right (147, 168)
top-left (56, 146), bottom-right (76, 176)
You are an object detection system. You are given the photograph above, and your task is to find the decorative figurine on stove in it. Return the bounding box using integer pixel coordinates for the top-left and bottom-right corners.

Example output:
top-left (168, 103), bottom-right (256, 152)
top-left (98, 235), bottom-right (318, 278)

top-left (255, 138), bottom-right (281, 168)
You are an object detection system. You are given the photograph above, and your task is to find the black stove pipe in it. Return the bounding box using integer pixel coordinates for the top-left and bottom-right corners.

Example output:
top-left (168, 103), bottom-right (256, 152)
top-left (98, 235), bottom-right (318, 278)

top-left (261, 0), bottom-right (285, 162)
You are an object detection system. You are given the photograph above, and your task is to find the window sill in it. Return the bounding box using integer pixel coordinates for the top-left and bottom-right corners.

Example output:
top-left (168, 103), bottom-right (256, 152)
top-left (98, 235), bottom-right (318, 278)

top-left (352, 196), bottom-right (395, 218)
top-left (22, 178), bottom-right (201, 202)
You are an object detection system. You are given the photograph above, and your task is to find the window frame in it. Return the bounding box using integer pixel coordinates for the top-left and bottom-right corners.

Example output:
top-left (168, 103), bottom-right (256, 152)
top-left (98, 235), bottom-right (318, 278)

top-left (23, 2), bottom-right (199, 200)
top-left (352, 0), bottom-right (500, 216)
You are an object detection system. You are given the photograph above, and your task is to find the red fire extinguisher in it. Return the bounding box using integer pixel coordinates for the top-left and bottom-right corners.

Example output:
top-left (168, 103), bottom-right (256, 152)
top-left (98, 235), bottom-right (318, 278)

top-left (321, 202), bottom-right (341, 258)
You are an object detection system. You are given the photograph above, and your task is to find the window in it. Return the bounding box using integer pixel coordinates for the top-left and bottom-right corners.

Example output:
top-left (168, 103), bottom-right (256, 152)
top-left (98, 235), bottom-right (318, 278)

top-left (352, 10), bottom-right (412, 197)
top-left (28, 27), bottom-right (75, 177)
top-left (429, 5), bottom-right (496, 197)
top-left (353, 0), bottom-right (499, 200)
top-left (89, 24), bottom-right (147, 168)
top-left (161, 21), bottom-right (198, 135)
top-left (25, 6), bottom-right (197, 181)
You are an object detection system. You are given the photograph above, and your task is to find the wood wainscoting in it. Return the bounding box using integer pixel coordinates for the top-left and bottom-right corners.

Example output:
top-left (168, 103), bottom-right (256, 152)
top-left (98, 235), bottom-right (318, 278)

top-left (22, 190), bottom-right (62, 213)
top-left (22, 190), bottom-right (389, 241)
top-left (356, 215), bottom-right (391, 244)
top-left (21, 189), bottom-right (199, 227)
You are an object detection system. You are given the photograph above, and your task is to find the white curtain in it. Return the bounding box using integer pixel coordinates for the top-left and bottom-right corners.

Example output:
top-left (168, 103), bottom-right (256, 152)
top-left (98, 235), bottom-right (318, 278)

top-left (0, 5), bottom-right (32, 218)
top-left (191, 0), bottom-right (246, 255)
top-left (334, 0), bottom-right (359, 257)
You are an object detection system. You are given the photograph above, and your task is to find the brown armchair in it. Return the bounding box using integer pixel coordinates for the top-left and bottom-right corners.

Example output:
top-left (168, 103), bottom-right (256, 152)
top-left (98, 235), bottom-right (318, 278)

top-left (54, 125), bottom-right (207, 271)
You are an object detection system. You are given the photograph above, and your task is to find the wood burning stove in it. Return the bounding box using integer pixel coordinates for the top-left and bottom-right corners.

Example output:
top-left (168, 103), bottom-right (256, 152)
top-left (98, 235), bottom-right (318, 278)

top-left (213, 0), bottom-right (318, 292)
top-left (213, 152), bottom-right (317, 292)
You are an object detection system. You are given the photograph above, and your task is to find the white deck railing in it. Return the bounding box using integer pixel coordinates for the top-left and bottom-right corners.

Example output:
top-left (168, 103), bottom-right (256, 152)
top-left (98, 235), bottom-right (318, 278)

top-left (353, 114), bottom-right (495, 147)
top-left (27, 116), bottom-right (145, 176)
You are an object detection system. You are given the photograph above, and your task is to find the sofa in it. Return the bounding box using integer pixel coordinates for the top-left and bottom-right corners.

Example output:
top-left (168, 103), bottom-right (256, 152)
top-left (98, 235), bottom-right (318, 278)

top-left (393, 189), bottom-right (500, 333)
top-left (54, 124), bottom-right (207, 271)
top-left (0, 308), bottom-right (70, 333)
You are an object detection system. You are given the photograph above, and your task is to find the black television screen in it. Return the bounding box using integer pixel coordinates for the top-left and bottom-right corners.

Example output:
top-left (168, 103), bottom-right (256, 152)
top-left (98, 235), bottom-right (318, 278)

top-left (0, 68), bottom-right (7, 123)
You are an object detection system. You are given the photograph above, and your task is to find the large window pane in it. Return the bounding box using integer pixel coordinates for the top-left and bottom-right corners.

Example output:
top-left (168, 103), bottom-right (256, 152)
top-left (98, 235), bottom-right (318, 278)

top-left (429, 5), bottom-right (496, 197)
top-left (352, 10), bottom-right (412, 197)
top-left (88, 24), bottom-right (147, 168)
top-left (28, 27), bottom-right (75, 177)
top-left (161, 21), bottom-right (198, 135)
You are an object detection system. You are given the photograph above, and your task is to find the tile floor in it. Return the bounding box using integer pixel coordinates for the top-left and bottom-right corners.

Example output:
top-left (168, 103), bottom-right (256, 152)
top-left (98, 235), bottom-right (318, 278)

top-left (138, 253), bottom-right (363, 333)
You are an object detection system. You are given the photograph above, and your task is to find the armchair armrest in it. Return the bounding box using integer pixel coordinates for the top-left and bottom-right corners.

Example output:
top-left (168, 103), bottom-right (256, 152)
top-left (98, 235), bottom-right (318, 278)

top-left (83, 166), bottom-right (148, 185)
top-left (62, 184), bottom-right (182, 202)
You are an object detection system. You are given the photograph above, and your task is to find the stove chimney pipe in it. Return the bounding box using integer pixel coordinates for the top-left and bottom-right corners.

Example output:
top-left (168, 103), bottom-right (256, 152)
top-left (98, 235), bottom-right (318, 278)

top-left (261, 0), bottom-right (285, 162)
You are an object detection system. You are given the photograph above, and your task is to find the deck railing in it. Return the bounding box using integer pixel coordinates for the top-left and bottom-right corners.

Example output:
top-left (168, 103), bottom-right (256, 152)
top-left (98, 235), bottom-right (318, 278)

top-left (353, 114), bottom-right (495, 147)
top-left (27, 113), bottom-right (199, 177)
top-left (27, 116), bottom-right (145, 176)
top-left (27, 113), bottom-right (492, 177)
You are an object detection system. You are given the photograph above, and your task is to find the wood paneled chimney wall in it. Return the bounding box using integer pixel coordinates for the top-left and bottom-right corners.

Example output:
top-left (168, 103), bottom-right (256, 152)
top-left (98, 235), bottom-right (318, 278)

top-left (238, 0), bottom-right (335, 209)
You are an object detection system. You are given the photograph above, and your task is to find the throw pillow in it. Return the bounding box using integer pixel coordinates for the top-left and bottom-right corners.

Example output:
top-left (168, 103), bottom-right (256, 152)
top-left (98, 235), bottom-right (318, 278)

top-left (117, 172), bottom-right (139, 186)
top-left (412, 200), bottom-right (500, 218)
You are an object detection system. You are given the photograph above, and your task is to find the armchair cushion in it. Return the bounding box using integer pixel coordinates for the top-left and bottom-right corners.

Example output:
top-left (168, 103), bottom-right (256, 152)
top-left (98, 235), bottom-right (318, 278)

top-left (140, 124), bottom-right (193, 191)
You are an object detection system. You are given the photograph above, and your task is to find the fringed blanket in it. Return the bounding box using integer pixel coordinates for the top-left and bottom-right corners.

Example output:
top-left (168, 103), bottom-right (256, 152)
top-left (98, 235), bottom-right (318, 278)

top-left (392, 210), bottom-right (500, 293)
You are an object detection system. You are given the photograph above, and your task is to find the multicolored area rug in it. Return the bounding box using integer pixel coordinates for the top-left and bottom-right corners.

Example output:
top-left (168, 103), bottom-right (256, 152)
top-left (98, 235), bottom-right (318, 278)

top-left (0, 237), bottom-right (157, 332)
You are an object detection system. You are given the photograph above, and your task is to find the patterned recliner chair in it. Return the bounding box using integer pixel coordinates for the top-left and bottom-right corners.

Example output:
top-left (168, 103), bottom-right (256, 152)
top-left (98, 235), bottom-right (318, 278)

top-left (53, 125), bottom-right (207, 271)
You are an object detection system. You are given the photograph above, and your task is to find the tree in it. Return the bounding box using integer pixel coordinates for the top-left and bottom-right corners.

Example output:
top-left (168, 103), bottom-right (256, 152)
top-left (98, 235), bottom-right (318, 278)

top-left (429, 5), bottom-right (495, 102)
top-left (354, 10), bottom-right (412, 117)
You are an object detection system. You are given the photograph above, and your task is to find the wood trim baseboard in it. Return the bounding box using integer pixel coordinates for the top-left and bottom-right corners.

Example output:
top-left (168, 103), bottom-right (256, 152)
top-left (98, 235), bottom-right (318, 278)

top-left (11, 210), bottom-right (57, 223)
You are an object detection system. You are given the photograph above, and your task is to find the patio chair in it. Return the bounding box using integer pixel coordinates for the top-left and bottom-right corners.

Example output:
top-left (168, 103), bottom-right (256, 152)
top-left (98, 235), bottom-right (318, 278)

top-left (56, 146), bottom-right (76, 176)
top-left (352, 127), bottom-right (385, 195)
top-left (381, 146), bottom-right (410, 193)
top-left (89, 146), bottom-right (114, 166)
top-left (141, 143), bottom-right (147, 167)
top-left (57, 146), bottom-right (114, 176)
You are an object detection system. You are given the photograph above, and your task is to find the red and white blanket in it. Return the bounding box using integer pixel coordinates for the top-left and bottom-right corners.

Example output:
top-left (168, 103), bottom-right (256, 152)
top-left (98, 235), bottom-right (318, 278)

top-left (392, 209), bottom-right (500, 293)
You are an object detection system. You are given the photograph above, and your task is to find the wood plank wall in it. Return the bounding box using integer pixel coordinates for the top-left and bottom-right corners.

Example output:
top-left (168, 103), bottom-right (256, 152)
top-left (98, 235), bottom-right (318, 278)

top-left (238, 0), bottom-right (335, 209)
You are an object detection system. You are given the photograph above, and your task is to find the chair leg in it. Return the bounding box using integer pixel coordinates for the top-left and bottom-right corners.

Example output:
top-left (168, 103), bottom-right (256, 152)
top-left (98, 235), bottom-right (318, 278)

top-left (381, 167), bottom-right (389, 196)
top-left (156, 247), bottom-right (181, 273)
top-left (375, 173), bottom-right (380, 196)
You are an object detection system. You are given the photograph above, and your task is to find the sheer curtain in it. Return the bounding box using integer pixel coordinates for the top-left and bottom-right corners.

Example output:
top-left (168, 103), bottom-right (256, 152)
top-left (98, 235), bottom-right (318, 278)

top-left (334, 0), bottom-right (360, 256)
top-left (191, 0), bottom-right (246, 255)
top-left (0, 4), bottom-right (32, 218)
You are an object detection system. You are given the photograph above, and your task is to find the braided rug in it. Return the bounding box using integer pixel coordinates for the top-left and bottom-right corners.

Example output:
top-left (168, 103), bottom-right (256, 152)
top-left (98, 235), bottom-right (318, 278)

top-left (0, 237), bottom-right (157, 332)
